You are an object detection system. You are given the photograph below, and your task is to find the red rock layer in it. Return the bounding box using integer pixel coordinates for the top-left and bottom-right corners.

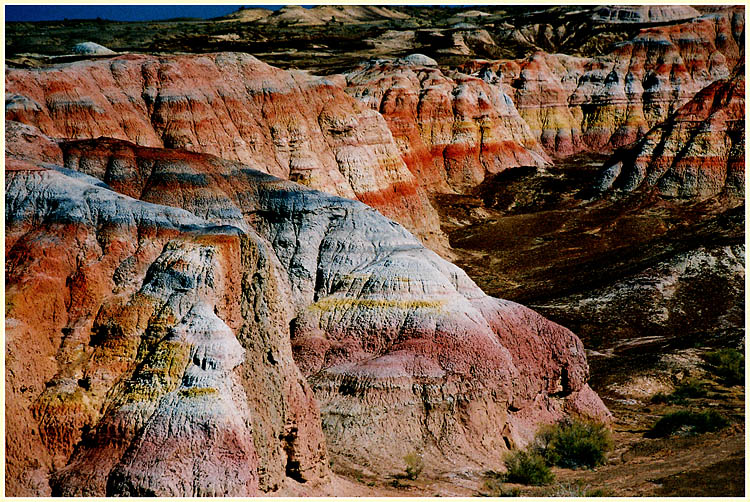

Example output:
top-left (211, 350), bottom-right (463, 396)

top-left (462, 7), bottom-right (744, 157)
top-left (345, 57), bottom-right (550, 193)
top-left (597, 72), bottom-right (745, 200)
top-left (4, 52), bottom-right (446, 251)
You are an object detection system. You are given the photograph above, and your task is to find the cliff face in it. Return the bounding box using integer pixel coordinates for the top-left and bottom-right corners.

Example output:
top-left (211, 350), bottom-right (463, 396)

top-left (6, 122), bottom-right (609, 494)
top-left (5, 52), bottom-right (445, 251)
top-left (597, 72), bottom-right (745, 200)
top-left (345, 56), bottom-right (550, 193)
top-left (463, 7), bottom-right (744, 157)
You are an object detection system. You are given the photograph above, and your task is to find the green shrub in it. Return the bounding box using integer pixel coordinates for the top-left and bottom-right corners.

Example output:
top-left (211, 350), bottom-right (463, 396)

top-left (389, 479), bottom-right (407, 489)
top-left (703, 348), bottom-right (744, 386)
top-left (503, 450), bottom-right (554, 486)
top-left (647, 410), bottom-right (729, 438)
top-left (535, 419), bottom-right (612, 469)
top-left (403, 452), bottom-right (424, 480)
top-left (672, 379), bottom-right (709, 399)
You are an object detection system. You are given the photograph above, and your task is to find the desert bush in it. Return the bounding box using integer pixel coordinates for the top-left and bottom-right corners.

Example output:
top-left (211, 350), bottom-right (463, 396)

top-left (703, 348), bottom-right (744, 386)
top-left (481, 477), bottom-right (521, 497)
top-left (389, 478), bottom-right (407, 489)
top-left (535, 419), bottom-right (612, 469)
top-left (650, 392), bottom-right (669, 404)
top-left (403, 452), bottom-right (424, 480)
top-left (647, 410), bottom-right (729, 438)
top-left (545, 481), bottom-right (611, 496)
top-left (503, 450), bottom-right (554, 486)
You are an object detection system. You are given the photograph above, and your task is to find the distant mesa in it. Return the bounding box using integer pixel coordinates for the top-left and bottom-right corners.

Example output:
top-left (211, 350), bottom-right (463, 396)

top-left (220, 7), bottom-right (274, 23)
top-left (446, 9), bottom-right (491, 24)
top-left (71, 42), bottom-right (115, 55)
top-left (592, 5), bottom-right (701, 24)
top-left (458, 10), bottom-right (491, 17)
top-left (224, 5), bottom-right (410, 26)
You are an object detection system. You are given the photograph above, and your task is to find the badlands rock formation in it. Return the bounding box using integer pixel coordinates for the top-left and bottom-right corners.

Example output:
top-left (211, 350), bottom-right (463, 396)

top-left (6, 125), bottom-right (328, 496)
top-left (598, 72), bottom-right (745, 199)
top-left (592, 5), bottom-right (701, 24)
top-left (6, 114), bottom-right (609, 494)
top-left (346, 56), bottom-right (549, 193)
top-left (438, 27), bottom-right (499, 58)
top-left (4, 52), bottom-right (444, 250)
top-left (463, 7), bottom-right (744, 157)
top-left (4, 6), bottom-right (744, 497)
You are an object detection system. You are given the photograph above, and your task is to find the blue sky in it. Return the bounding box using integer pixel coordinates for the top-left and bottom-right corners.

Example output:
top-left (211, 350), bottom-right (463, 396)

top-left (5, 5), bottom-right (286, 22)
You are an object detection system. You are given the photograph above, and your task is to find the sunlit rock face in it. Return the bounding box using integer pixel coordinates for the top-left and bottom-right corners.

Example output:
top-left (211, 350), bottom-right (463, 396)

top-left (71, 41), bottom-right (116, 55)
top-left (4, 52), bottom-right (446, 251)
top-left (597, 72), bottom-right (745, 200)
top-left (6, 122), bottom-right (609, 494)
top-left (345, 55), bottom-right (550, 194)
top-left (461, 7), bottom-right (744, 157)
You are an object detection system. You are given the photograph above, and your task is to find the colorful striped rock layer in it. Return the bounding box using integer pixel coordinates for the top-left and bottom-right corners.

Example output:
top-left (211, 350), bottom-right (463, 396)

top-left (5, 52), bottom-right (445, 252)
top-left (5, 123), bottom-right (609, 496)
top-left (345, 56), bottom-right (550, 193)
top-left (597, 71), bottom-right (745, 200)
top-left (462, 7), bottom-right (744, 157)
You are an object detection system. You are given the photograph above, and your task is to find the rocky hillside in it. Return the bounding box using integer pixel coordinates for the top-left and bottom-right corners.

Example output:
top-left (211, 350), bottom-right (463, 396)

top-left (5, 52), bottom-right (445, 250)
top-left (598, 71), bottom-right (745, 200)
top-left (345, 55), bottom-right (549, 193)
top-left (463, 7), bottom-right (744, 157)
top-left (6, 124), bottom-right (330, 496)
top-left (5, 119), bottom-right (609, 495)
